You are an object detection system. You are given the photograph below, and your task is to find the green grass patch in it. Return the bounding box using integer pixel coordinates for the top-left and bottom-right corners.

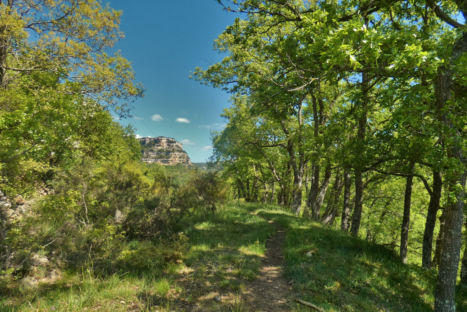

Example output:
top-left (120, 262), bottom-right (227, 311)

top-left (3, 202), bottom-right (458, 311)
top-left (0, 202), bottom-right (274, 311)
top-left (256, 206), bottom-right (438, 312)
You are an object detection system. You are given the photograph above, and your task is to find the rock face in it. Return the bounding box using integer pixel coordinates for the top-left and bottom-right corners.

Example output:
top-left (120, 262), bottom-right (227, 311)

top-left (140, 137), bottom-right (192, 166)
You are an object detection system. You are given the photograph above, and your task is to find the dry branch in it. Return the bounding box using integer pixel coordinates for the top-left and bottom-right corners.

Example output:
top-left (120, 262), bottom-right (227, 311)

top-left (295, 298), bottom-right (325, 312)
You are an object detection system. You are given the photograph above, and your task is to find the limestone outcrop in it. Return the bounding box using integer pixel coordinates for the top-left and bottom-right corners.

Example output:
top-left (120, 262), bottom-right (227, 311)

top-left (140, 137), bottom-right (192, 165)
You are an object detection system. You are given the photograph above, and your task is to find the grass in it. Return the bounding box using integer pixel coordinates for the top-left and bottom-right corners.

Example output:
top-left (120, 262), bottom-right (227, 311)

top-left (3, 201), bottom-right (464, 311)
top-left (255, 206), bottom-right (440, 312)
top-left (0, 202), bottom-right (274, 311)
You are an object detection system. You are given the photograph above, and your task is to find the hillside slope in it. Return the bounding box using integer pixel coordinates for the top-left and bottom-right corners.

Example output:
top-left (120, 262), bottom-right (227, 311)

top-left (3, 203), bottom-right (466, 311)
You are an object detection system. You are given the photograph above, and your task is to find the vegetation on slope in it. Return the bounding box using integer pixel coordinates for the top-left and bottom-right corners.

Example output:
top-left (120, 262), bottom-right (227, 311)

top-left (3, 202), bottom-right (465, 311)
top-left (0, 202), bottom-right (273, 311)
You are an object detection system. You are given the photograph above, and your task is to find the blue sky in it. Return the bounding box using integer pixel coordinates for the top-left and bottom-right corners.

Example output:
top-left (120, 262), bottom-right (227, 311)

top-left (107, 0), bottom-right (237, 162)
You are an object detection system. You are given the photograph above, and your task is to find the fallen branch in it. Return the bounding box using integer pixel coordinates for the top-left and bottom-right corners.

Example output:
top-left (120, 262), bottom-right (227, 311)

top-left (295, 298), bottom-right (325, 312)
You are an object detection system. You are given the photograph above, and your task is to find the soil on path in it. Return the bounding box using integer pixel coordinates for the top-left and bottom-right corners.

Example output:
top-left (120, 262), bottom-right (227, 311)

top-left (242, 220), bottom-right (291, 311)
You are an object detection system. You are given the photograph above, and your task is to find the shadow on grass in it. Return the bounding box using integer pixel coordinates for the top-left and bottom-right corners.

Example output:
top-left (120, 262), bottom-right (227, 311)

top-left (257, 208), bottom-right (436, 312)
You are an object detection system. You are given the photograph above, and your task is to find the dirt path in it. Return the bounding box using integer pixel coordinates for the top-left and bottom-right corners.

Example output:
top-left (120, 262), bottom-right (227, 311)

top-left (242, 221), bottom-right (291, 311)
top-left (175, 219), bottom-right (291, 312)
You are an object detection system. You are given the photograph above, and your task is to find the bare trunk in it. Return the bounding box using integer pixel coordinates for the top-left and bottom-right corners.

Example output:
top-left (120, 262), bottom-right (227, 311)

top-left (350, 71), bottom-right (368, 236)
top-left (262, 183), bottom-right (269, 204)
top-left (292, 173), bottom-right (303, 215)
top-left (311, 164), bottom-right (332, 220)
top-left (237, 178), bottom-right (246, 199)
top-left (252, 177), bottom-right (258, 202)
top-left (434, 30), bottom-right (467, 312)
top-left (322, 171), bottom-right (344, 226)
top-left (246, 178), bottom-right (251, 202)
top-left (306, 164), bottom-right (319, 207)
top-left (0, 23), bottom-right (7, 88)
top-left (350, 170), bottom-right (364, 236)
top-left (341, 171), bottom-right (352, 232)
top-left (460, 222), bottom-right (467, 287)
top-left (435, 175), bottom-right (466, 312)
top-left (422, 171), bottom-right (442, 269)
top-left (270, 182), bottom-right (275, 204)
top-left (432, 210), bottom-right (446, 268)
top-left (400, 161), bottom-right (415, 264)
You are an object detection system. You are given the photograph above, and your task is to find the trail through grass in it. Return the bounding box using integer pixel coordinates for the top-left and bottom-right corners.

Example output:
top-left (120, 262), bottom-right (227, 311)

top-left (3, 202), bottom-right (464, 311)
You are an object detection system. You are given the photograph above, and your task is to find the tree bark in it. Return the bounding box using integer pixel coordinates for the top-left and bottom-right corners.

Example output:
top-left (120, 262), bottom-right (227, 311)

top-left (237, 178), bottom-right (246, 199)
top-left (341, 171), bottom-right (352, 232)
top-left (433, 29), bottom-right (467, 312)
top-left (291, 172), bottom-right (303, 214)
top-left (322, 171), bottom-right (344, 226)
top-left (350, 170), bottom-right (364, 236)
top-left (435, 175), bottom-right (466, 312)
top-left (400, 161), bottom-right (415, 264)
top-left (311, 164), bottom-right (332, 220)
top-left (422, 171), bottom-right (442, 269)
top-left (350, 71), bottom-right (368, 236)
top-left (270, 182), bottom-right (275, 204)
top-left (262, 183), bottom-right (269, 204)
top-left (432, 210), bottom-right (446, 268)
top-left (460, 222), bottom-right (467, 287)
top-left (306, 163), bottom-right (320, 208)
top-left (252, 165), bottom-right (259, 202)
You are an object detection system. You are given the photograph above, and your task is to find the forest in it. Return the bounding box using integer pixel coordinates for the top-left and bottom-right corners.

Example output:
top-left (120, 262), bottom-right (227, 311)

top-left (1, 0), bottom-right (467, 311)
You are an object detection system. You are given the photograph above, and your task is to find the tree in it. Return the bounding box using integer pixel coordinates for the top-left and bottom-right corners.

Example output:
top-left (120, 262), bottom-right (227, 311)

top-left (0, 0), bottom-right (143, 115)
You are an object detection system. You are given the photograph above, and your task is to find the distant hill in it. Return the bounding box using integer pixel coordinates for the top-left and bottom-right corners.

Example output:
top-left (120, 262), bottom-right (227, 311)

top-left (192, 163), bottom-right (208, 171)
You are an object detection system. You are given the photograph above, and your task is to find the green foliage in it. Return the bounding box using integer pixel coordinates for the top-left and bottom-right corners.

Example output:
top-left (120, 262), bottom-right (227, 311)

top-left (190, 171), bottom-right (228, 212)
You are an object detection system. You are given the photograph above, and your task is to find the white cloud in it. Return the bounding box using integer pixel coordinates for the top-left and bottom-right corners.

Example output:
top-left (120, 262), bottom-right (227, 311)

top-left (201, 146), bottom-right (213, 151)
top-left (151, 114), bottom-right (164, 122)
top-left (112, 116), bottom-right (120, 121)
top-left (133, 116), bottom-right (143, 120)
top-left (176, 118), bottom-right (190, 123)
top-left (135, 134), bottom-right (142, 139)
top-left (199, 123), bottom-right (226, 130)
top-left (180, 139), bottom-right (194, 145)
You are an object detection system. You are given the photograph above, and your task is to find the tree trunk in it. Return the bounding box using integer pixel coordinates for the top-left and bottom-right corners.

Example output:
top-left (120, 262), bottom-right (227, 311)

top-left (341, 171), bottom-right (352, 232)
top-left (435, 175), bottom-right (466, 312)
top-left (350, 70), bottom-right (368, 237)
top-left (292, 173), bottom-right (303, 215)
top-left (432, 210), bottom-right (446, 268)
top-left (312, 164), bottom-right (332, 220)
top-left (322, 171), bottom-right (344, 226)
top-left (279, 189), bottom-right (285, 206)
top-left (0, 22), bottom-right (7, 88)
top-left (422, 171), bottom-right (442, 269)
top-left (400, 161), bottom-right (415, 264)
top-left (252, 176), bottom-right (258, 202)
top-left (350, 170), bottom-right (364, 236)
top-left (460, 222), bottom-right (467, 287)
top-left (306, 164), bottom-right (320, 208)
top-left (237, 178), bottom-right (246, 199)
top-left (270, 182), bottom-right (275, 204)
top-left (366, 229), bottom-right (373, 242)
top-left (433, 30), bottom-right (467, 312)
top-left (246, 178), bottom-right (251, 201)
top-left (262, 183), bottom-right (269, 204)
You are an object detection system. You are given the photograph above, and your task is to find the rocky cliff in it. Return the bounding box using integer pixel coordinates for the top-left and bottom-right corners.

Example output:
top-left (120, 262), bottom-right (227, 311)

top-left (140, 137), bottom-right (192, 165)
